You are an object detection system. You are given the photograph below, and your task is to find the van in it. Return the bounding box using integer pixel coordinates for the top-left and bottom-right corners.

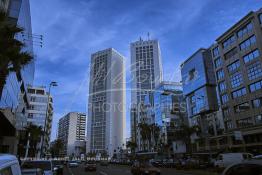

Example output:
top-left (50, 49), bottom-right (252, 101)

top-left (0, 154), bottom-right (22, 175)
top-left (214, 153), bottom-right (253, 168)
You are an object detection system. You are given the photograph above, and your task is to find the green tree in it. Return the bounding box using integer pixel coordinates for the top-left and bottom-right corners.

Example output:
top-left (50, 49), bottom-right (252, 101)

top-left (138, 123), bottom-right (151, 151)
top-left (24, 124), bottom-right (43, 158)
top-left (0, 10), bottom-right (33, 96)
top-left (150, 124), bottom-right (160, 151)
top-left (50, 139), bottom-right (64, 158)
top-left (126, 141), bottom-right (137, 154)
top-left (173, 124), bottom-right (200, 154)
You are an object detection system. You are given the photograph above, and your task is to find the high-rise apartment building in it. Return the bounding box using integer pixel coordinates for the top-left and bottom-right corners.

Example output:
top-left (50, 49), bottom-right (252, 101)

top-left (211, 9), bottom-right (262, 152)
top-left (58, 112), bottom-right (86, 157)
top-left (130, 39), bottom-right (163, 147)
top-left (87, 48), bottom-right (125, 157)
top-left (27, 86), bottom-right (53, 153)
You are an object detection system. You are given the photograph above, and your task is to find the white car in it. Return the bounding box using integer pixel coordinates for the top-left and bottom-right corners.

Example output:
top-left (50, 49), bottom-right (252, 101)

top-left (214, 153), bottom-right (253, 168)
top-left (21, 160), bottom-right (54, 175)
top-left (221, 160), bottom-right (262, 175)
top-left (0, 154), bottom-right (22, 175)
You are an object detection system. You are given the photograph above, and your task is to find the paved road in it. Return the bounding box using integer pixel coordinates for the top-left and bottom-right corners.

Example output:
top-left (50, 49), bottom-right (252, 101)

top-left (63, 164), bottom-right (206, 175)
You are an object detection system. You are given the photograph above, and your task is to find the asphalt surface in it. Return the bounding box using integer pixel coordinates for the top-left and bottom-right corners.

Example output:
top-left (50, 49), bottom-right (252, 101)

top-left (63, 164), bottom-right (212, 175)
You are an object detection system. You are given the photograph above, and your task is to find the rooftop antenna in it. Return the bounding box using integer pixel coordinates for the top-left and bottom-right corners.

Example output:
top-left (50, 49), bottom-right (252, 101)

top-left (139, 36), bottom-right (142, 41)
top-left (147, 32), bottom-right (150, 40)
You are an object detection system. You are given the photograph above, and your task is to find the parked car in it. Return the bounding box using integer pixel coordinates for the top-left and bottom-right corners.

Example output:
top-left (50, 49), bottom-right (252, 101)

top-left (0, 154), bottom-right (22, 175)
top-left (151, 160), bottom-right (163, 167)
top-left (85, 161), bottom-right (96, 171)
top-left (131, 161), bottom-right (161, 175)
top-left (214, 153), bottom-right (253, 168)
top-left (51, 161), bottom-right (63, 175)
top-left (68, 161), bottom-right (79, 168)
top-left (221, 160), bottom-right (262, 175)
top-left (162, 159), bottom-right (180, 168)
top-left (21, 160), bottom-right (54, 175)
top-left (21, 168), bottom-right (44, 175)
top-left (253, 155), bottom-right (262, 160)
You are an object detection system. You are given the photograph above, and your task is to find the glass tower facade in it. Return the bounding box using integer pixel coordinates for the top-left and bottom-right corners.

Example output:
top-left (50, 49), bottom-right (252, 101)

top-left (181, 49), bottom-right (218, 118)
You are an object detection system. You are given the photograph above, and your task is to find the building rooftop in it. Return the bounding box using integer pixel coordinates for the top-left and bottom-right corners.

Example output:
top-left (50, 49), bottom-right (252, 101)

top-left (180, 48), bottom-right (206, 68)
top-left (91, 48), bottom-right (125, 59)
top-left (131, 38), bottom-right (158, 46)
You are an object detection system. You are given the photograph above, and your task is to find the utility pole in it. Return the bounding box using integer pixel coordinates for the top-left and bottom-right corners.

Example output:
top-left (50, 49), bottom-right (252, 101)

top-left (40, 81), bottom-right (57, 158)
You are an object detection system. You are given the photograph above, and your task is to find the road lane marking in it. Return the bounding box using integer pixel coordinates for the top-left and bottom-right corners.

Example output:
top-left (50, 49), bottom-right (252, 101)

top-left (100, 171), bottom-right (108, 175)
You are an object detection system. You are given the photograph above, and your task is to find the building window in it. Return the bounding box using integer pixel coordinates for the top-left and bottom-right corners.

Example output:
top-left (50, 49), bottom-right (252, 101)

top-left (225, 120), bottom-right (234, 129)
top-left (221, 94), bottom-right (229, 104)
top-left (234, 102), bottom-right (250, 113)
top-left (28, 113), bottom-right (33, 118)
top-left (219, 81), bottom-right (227, 93)
top-left (236, 117), bottom-right (253, 128)
top-left (254, 115), bottom-right (262, 125)
top-left (213, 47), bottom-right (219, 57)
top-left (224, 47), bottom-right (238, 60)
top-left (223, 35), bottom-right (236, 49)
top-left (243, 49), bottom-right (260, 63)
top-left (230, 72), bottom-right (243, 88)
top-left (239, 35), bottom-right (256, 50)
top-left (249, 79), bottom-right (262, 92)
top-left (247, 61), bottom-right (262, 80)
top-left (252, 97), bottom-right (262, 108)
top-left (231, 87), bottom-right (247, 99)
top-left (216, 69), bottom-right (225, 80)
top-left (223, 108), bottom-right (230, 119)
top-left (191, 106), bottom-right (197, 115)
top-left (214, 57), bottom-right (222, 68)
top-left (237, 23), bottom-right (253, 37)
top-left (227, 60), bottom-right (240, 73)
top-left (190, 95), bottom-right (196, 104)
top-left (28, 89), bottom-right (35, 94)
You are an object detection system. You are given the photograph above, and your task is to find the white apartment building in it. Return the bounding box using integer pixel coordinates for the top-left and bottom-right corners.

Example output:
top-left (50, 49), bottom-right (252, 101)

top-left (27, 86), bottom-right (53, 152)
top-left (130, 39), bottom-right (163, 150)
top-left (87, 48), bottom-right (125, 157)
top-left (58, 112), bottom-right (86, 157)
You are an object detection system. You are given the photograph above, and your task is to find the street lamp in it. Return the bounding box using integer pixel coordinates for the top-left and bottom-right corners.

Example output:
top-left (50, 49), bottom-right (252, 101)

top-left (40, 81), bottom-right (58, 158)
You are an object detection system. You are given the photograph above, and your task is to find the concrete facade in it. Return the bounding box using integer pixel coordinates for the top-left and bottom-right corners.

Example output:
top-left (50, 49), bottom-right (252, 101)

top-left (210, 9), bottom-right (262, 153)
top-left (27, 86), bottom-right (53, 153)
top-left (87, 48), bottom-right (125, 157)
top-left (58, 112), bottom-right (86, 157)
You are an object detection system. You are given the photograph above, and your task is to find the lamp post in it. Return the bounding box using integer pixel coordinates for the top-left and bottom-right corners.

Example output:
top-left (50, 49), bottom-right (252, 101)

top-left (40, 81), bottom-right (57, 158)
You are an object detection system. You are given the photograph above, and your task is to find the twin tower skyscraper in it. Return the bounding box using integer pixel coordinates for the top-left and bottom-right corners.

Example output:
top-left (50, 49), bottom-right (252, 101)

top-left (87, 39), bottom-right (163, 157)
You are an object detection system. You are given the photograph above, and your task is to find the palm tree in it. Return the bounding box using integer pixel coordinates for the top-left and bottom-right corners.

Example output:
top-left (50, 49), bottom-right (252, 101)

top-left (24, 124), bottom-right (43, 158)
top-left (173, 124), bottom-right (200, 154)
top-left (126, 141), bottom-right (137, 154)
top-left (50, 139), bottom-right (64, 158)
top-left (0, 10), bottom-right (33, 96)
top-left (150, 124), bottom-right (161, 151)
top-left (138, 123), bottom-right (151, 151)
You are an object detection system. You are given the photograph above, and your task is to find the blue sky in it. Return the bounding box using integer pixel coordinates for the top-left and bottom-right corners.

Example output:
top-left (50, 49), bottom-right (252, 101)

top-left (30, 0), bottom-right (262, 140)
